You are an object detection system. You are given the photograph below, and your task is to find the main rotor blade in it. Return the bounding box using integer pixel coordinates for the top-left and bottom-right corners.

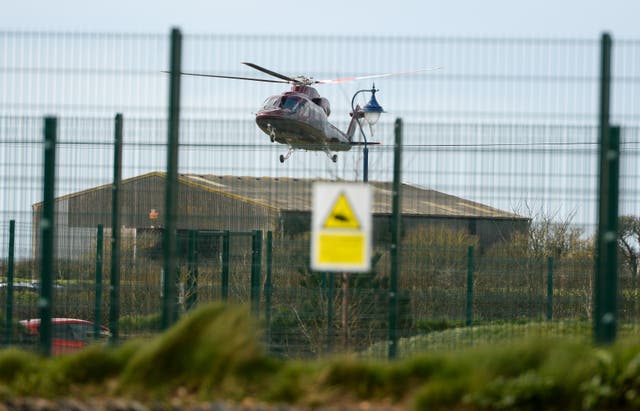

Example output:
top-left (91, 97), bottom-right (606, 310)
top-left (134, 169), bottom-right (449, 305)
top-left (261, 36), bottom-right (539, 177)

top-left (169, 71), bottom-right (289, 84)
top-left (241, 62), bottom-right (298, 83)
top-left (315, 66), bottom-right (443, 84)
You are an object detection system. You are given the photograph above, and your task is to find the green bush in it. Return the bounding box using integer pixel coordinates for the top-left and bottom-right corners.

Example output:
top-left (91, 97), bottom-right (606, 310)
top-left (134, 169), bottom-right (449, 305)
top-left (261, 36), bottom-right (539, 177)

top-left (118, 302), bottom-right (279, 398)
top-left (2, 306), bottom-right (640, 410)
top-left (0, 348), bottom-right (40, 385)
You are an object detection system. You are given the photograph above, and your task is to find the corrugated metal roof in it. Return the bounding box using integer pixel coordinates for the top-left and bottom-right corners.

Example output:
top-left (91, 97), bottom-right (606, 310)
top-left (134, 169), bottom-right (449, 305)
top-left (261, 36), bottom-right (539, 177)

top-left (181, 174), bottom-right (523, 219)
top-left (34, 172), bottom-right (523, 220)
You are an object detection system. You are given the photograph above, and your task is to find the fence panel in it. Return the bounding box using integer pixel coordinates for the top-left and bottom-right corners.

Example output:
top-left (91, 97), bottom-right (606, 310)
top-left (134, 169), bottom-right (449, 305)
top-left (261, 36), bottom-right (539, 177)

top-left (0, 32), bottom-right (639, 357)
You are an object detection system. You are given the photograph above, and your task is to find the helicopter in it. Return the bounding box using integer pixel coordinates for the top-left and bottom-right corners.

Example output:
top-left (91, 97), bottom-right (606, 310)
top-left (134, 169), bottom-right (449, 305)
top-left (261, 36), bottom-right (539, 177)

top-left (176, 62), bottom-right (439, 163)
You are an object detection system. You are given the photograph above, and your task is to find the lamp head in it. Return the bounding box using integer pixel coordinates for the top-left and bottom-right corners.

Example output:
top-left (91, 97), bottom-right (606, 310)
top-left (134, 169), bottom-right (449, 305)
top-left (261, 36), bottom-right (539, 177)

top-left (362, 84), bottom-right (384, 126)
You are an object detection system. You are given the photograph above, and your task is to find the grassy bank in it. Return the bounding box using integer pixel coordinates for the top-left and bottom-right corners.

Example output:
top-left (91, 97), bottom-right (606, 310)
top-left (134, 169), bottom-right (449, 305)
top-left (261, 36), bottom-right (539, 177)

top-left (1, 302), bottom-right (639, 410)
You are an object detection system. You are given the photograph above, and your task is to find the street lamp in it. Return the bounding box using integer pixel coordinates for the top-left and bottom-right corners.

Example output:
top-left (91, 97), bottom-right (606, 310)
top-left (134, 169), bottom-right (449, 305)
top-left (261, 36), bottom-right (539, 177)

top-left (351, 84), bottom-right (384, 182)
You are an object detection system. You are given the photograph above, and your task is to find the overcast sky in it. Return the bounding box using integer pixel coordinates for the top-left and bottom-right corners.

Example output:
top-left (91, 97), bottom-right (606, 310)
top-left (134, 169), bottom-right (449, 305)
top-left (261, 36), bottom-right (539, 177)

top-left (1, 0), bottom-right (639, 38)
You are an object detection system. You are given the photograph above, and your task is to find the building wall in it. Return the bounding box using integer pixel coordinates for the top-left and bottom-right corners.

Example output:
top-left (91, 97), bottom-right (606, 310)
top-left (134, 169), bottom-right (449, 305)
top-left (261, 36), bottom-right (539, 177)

top-left (398, 215), bottom-right (529, 251)
top-left (32, 175), bottom-right (280, 259)
top-left (280, 211), bottom-right (529, 251)
top-left (32, 175), bottom-right (527, 260)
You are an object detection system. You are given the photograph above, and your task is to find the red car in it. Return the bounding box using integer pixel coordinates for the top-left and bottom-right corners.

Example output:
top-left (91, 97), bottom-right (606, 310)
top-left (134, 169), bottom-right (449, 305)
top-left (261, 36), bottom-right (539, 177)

top-left (19, 318), bottom-right (110, 355)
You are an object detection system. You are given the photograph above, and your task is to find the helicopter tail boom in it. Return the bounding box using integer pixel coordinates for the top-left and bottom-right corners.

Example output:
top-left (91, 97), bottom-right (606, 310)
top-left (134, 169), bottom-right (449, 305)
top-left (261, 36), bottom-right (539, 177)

top-left (346, 104), bottom-right (362, 142)
top-left (346, 106), bottom-right (380, 145)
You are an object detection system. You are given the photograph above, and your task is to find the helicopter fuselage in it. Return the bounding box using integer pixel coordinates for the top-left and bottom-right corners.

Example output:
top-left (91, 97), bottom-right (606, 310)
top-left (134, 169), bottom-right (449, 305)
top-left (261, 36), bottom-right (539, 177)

top-left (175, 61), bottom-right (437, 163)
top-left (255, 85), bottom-right (353, 152)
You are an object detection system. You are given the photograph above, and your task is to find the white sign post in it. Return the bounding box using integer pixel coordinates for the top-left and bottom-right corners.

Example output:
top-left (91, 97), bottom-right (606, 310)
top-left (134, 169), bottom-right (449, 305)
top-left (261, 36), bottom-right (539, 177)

top-left (311, 182), bottom-right (372, 272)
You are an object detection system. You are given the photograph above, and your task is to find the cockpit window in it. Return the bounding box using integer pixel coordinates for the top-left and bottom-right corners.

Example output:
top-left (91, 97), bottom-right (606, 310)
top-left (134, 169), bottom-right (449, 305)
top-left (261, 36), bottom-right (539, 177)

top-left (262, 96), bottom-right (280, 109)
top-left (262, 96), bottom-right (305, 111)
top-left (280, 97), bottom-right (301, 110)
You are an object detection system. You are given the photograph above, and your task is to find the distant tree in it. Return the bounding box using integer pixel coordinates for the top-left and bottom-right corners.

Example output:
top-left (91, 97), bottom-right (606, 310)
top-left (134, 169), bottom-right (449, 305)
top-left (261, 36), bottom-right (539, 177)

top-left (402, 224), bottom-right (479, 285)
top-left (267, 233), bottom-right (406, 356)
top-left (479, 208), bottom-right (594, 319)
top-left (400, 225), bottom-right (479, 321)
top-left (481, 209), bottom-right (592, 267)
top-left (618, 215), bottom-right (640, 287)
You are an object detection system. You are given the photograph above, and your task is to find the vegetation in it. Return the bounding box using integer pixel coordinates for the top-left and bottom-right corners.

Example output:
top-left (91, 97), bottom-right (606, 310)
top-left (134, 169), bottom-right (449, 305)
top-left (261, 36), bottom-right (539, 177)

top-left (1, 212), bottom-right (639, 357)
top-left (619, 215), bottom-right (640, 287)
top-left (1, 302), bottom-right (640, 410)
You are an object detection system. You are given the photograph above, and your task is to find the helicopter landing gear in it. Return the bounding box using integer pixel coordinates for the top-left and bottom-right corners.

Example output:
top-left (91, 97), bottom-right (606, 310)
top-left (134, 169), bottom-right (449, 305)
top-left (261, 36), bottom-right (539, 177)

top-left (279, 148), bottom-right (294, 163)
top-left (266, 124), bottom-right (276, 143)
top-left (322, 149), bottom-right (338, 163)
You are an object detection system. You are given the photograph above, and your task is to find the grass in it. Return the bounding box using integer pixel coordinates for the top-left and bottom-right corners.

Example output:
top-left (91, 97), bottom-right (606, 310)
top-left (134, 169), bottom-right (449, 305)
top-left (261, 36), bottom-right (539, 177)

top-left (1, 302), bottom-right (640, 410)
top-left (365, 320), bottom-right (595, 358)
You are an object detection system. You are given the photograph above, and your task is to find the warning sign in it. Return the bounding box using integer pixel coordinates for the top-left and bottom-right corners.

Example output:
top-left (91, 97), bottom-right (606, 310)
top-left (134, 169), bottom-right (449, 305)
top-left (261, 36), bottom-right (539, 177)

top-left (311, 182), bottom-right (371, 272)
top-left (323, 193), bottom-right (360, 229)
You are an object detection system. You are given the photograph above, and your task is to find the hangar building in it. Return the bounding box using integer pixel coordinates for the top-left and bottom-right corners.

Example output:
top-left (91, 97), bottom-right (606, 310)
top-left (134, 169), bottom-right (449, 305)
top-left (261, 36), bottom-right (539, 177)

top-left (31, 172), bottom-right (528, 259)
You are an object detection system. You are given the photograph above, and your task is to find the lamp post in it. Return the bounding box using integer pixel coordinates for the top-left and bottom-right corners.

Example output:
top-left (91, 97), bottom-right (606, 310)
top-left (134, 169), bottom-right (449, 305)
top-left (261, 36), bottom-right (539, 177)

top-left (351, 84), bottom-right (384, 182)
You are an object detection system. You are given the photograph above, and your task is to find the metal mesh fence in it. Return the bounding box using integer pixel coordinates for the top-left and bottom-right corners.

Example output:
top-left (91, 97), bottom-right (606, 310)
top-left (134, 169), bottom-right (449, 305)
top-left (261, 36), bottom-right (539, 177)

top-left (0, 31), bottom-right (639, 357)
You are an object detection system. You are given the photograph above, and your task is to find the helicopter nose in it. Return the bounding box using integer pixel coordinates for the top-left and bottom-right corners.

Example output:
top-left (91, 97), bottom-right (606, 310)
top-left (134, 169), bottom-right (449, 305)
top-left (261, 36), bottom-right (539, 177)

top-left (256, 112), bottom-right (299, 136)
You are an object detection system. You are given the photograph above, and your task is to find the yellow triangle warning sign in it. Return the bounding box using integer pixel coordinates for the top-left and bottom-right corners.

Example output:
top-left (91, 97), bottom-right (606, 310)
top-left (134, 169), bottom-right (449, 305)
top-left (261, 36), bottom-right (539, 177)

top-left (323, 192), bottom-right (360, 229)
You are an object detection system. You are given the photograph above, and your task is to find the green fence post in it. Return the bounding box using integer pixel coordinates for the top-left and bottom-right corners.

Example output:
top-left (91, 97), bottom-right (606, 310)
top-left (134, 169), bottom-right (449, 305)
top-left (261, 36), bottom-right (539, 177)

top-left (186, 230), bottom-right (198, 311)
top-left (251, 230), bottom-right (262, 317)
top-left (162, 27), bottom-right (182, 330)
top-left (466, 246), bottom-right (474, 327)
top-left (389, 118), bottom-right (403, 360)
top-left (94, 224), bottom-right (103, 340)
top-left (264, 231), bottom-right (273, 343)
top-left (5, 220), bottom-right (15, 346)
top-left (221, 230), bottom-right (230, 300)
top-left (109, 113), bottom-right (123, 344)
top-left (40, 116), bottom-right (57, 357)
top-left (594, 32), bottom-right (619, 345)
top-left (546, 256), bottom-right (553, 321)
top-left (594, 124), bottom-right (620, 344)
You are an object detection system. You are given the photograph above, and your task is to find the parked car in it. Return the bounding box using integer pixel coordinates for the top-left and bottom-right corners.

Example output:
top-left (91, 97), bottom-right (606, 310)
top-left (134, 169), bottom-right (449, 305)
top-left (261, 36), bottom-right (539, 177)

top-left (0, 281), bottom-right (64, 292)
top-left (19, 318), bottom-right (110, 355)
top-left (0, 281), bottom-right (40, 292)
